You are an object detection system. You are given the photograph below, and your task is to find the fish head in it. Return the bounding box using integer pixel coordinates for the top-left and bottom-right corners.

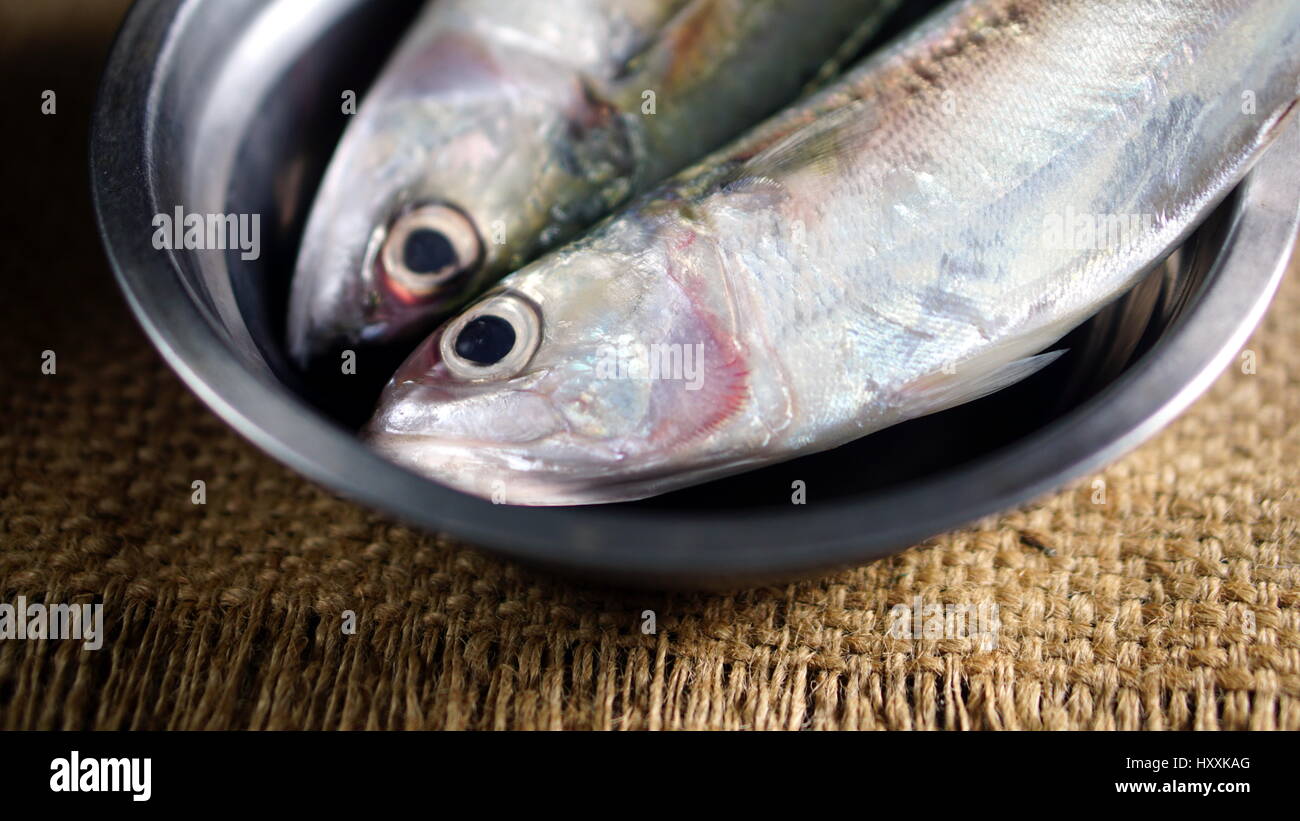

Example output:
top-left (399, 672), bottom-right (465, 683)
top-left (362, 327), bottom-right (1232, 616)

top-left (288, 31), bottom-right (636, 373)
top-left (363, 225), bottom-right (751, 505)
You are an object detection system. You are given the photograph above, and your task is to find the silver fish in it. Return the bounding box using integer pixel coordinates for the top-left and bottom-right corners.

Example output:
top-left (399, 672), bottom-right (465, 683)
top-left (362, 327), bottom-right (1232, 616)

top-left (287, 0), bottom-right (901, 369)
top-left (366, 0), bottom-right (1300, 505)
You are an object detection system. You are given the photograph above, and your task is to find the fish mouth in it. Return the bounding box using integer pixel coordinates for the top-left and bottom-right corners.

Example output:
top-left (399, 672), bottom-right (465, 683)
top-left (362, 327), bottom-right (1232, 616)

top-left (363, 428), bottom-right (636, 506)
top-left (362, 380), bottom-right (653, 506)
top-left (365, 426), bottom-right (762, 506)
top-left (364, 432), bottom-right (537, 504)
top-left (364, 409), bottom-right (753, 506)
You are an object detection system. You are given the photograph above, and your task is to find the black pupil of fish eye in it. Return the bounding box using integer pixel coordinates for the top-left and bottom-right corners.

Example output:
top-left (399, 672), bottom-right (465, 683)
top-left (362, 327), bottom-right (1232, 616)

top-left (402, 227), bottom-right (457, 275)
top-left (454, 315), bottom-right (517, 366)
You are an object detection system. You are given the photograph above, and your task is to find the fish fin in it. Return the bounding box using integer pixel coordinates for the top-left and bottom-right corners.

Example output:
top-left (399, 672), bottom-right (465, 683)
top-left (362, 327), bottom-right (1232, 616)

top-left (720, 100), bottom-right (879, 198)
top-left (898, 349), bottom-right (1068, 418)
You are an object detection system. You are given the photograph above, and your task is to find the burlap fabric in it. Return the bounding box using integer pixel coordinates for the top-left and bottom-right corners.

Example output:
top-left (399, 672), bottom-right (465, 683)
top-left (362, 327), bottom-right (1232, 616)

top-left (2, 0), bottom-right (1297, 731)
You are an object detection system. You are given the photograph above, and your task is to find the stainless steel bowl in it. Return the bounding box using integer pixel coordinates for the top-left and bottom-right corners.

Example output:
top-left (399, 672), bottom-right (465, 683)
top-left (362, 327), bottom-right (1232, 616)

top-left (93, 0), bottom-right (1300, 587)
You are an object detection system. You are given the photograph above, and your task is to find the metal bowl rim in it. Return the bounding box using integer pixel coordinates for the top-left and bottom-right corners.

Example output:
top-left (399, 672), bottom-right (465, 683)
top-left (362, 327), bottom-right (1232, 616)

top-left (91, 0), bottom-right (1300, 583)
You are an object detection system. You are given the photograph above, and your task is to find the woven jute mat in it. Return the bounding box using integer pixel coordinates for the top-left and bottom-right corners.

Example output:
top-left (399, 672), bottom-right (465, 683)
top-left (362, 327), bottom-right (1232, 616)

top-left (2, 1), bottom-right (1298, 731)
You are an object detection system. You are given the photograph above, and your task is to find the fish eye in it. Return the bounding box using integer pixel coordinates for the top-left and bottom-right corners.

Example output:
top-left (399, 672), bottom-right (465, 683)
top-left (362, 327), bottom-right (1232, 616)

top-left (439, 291), bottom-right (542, 380)
top-left (381, 204), bottom-right (482, 298)
top-left (454, 315), bottom-right (516, 365)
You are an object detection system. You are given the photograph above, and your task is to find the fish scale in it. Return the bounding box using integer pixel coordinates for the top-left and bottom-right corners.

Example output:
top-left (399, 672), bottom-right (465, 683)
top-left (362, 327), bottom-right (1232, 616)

top-left (367, 0), bottom-right (1300, 505)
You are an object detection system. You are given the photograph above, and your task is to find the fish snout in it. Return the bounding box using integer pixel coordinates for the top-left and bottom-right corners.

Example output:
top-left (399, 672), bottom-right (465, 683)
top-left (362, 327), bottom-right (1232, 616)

top-left (363, 380), bottom-right (593, 505)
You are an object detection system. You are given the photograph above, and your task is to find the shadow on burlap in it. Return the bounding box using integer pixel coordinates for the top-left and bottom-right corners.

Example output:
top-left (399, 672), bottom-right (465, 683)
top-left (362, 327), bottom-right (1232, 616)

top-left (1, 0), bottom-right (1297, 731)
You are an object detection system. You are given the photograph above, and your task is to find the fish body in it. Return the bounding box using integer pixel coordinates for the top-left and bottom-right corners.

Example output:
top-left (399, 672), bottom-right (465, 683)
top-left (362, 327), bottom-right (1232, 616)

top-left (367, 0), bottom-right (1300, 505)
top-left (288, 0), bottom-right (901, 369)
